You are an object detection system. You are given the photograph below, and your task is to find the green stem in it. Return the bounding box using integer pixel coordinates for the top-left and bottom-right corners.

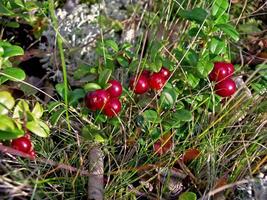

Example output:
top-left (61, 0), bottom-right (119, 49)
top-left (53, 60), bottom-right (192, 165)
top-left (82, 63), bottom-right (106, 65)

top-left (48, 0), bottom-right (71, 130)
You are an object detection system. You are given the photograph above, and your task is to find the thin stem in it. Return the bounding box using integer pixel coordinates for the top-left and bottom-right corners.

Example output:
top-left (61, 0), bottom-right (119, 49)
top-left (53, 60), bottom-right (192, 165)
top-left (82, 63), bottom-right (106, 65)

top-left (48, 0), bottom-right (71, 130)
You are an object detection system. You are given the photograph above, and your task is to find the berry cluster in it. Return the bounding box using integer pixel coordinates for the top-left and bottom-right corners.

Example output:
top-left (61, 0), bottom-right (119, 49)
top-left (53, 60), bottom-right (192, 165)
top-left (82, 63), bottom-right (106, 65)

top-left (85, 80), bottom-right (122, 117)
top-left (129, 67), bottom-right (171, 94)
top-left (209, 62), bottom-right (236, 97)
top-left (11, 132), bottom-right (36, 158)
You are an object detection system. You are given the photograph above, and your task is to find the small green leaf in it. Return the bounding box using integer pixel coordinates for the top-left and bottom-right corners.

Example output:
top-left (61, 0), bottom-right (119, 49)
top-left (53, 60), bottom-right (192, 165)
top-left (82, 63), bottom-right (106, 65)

top-left (98, 68), bottom-right (112, 87)
top-left (143, 110), bottom-right (160, 123)
top-left (0, 2), bottom-right (14, 16)
top-left (55, 83), bottom-right (65, 98)
top-left (196, 54), bottom-right (214, 77)
top-left (178, 7), bottom-right (208, 24)
top-left (257, 64), bottom-right (267, 79)
top-left (13, 0), bottom-right (25, 7)
top-left (0, 115), bottom-right (24, 140)
top-left (82, 125), bottom-right (105, 143)
top-left (209, 38), bottom-right (226, 55)
top-left (6, 22), bottom-right (20, 28)
top-left (50, 108), bottom-right (66, 125)
top-left (186, 50), bottom-right (199, 66)
top-left (172, 109), bottom-right (192, 122)
top-left (73, 64), bottom-right (94, 80)
top-left (13, 99), bottom-right (30, 118)
top-left (32, 102), bottom-right (43, 119)
top-left (188, 28), bottom-right (205, 38)
top-left (0, 46), bottom-right (4, 56)
top-left (0, 115), bottom-right (15, 130)
top-left (47, 102), bottom-right (63, 113)
top-left (117, 55), bottom-right (129, 68)
top-left (150, 127), bottom-right (161, 140)
top-left (187, 73), bottom-right (200, 88)
top-left (216, 24), bottom-right (239, 41)
top-left (160, 88), bottom-right (178, 109)
top-left (0, 67), bottom-right (26, 84)
top-left (83, 82), bottom-right (102, 92)
top-left (105, 39), bottom-right (119, 52)
top-left (3, 45), bottom-right (24, 58)
top-left (238, 23), bottom-right (261, 34)
top-left (0, 91), bottom-right (15, 114)
top-left (179, 192), bottom-right (197, 200)
top-left (69, 89), bottom-right (85, 106)
top-left (26, 120), bottom-right (50, 137)
top-left (212, 0), bottom-right (229, 18)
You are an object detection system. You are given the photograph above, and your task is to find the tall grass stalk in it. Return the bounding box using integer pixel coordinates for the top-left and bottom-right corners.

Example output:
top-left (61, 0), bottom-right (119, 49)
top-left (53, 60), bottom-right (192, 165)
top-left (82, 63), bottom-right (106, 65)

top-left (48, 0), bottom-right (71, 130)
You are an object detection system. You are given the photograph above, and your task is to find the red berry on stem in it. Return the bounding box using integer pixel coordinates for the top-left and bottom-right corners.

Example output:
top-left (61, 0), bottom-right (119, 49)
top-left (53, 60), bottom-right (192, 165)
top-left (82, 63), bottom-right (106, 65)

top-left (85, 91), bottom-right (97, 111)
top-left (141, 70), bottom-right (151, 78)
top-left (106, 80), bottom-right (122, 97)
top-left (215, 78), bottom-right (236, 97)
top-left (85, 89), bottom-right (110, 110)
top-left (24, 132), bottom-right (31, 139)
top-left (11, 137), bottom-right (32, 153)
top-left (159, 67), bottom-right (171, 79)
top-left (209, 62), bottom-right (234, 82)
top-left (29, 150), bottom-right (36, 159)
top-left (103, 98), bottom-right (121, 117)
top-left (130, 75), bottom-right (149, 94)
top-left (149, 73), bottom-right (166, 90)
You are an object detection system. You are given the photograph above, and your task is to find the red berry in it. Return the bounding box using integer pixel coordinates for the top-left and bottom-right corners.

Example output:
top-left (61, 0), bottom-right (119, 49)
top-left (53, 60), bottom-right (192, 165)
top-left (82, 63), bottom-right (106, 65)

top-left (209, 62), bottom-right (234, 82)
top-left (11, 137), bottom-right (32, 153)
top-left (159, 67), bottom-right (171, 79)
top-left (85, 92), bottom-right (97, 111)
top-left (215, 78), bottom-right (236, 97)
top-left (130, 75), bottom-right (149, 94)
top-left (106, 80), bottom-right (122, 97)
top-left (141, 70), bottom-right (151, 77)
top-left (24, 132), bottom-right (31, 139)
top-left (85, 89), bottom-right (110, 110)
top-left (103, 98), bottom-right (121, 117)
top-left (149, 73), bottom-right (166, 90)
top-left (29, 150), bottom-right (36, 159)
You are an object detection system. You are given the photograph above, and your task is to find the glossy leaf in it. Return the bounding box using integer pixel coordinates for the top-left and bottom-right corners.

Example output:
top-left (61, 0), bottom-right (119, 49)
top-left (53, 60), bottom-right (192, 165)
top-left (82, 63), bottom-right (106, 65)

top-left (0, 67), bottom-right (26, 84)
top-left (55, 83), bottom-right (65, 99)
top-left (209, 38), bottom-right (226, 55)
top-left (178, 7), bottom-right (208, 24)
top-left (98, 68), bottom-right (112, 87)
top-left (32, 102), bottom-right (43, 119)
top-left (26, 120), bottom-right (50, 137)
top-left (187, 73), bottom-right (200, 88)
top-left (50, 108), bottom-right (66, 125)
top-left (216, 24), bottom-right (239, 41)
top-left (160, 88), bottom-right (178, 109)
top-left (117, 55), bottom-right (129, 68)
top-left (105, 39), bottom-right (119, 52)
top-left (69, 88), bottom-right (85, 106)
top-left (0, 115), bottom-right (24, 140)
top-left (172, 109), bottom-right (192, 122)
top-left (212, 0), bottom-right (229, 18)
top-left (83, 82), bottom-right (102, 92)
top-left (13, 99), bottom-right (30, 118)
top-left (179, 192), bottom-right (197, 200)
top-left (0, 91), bottom-right (15, 115)
top-left (82, 125), bottom-right (105, 143)
top-left (3, 45), bottom-right (24, 58)
top-left (257, 64), bottom-right (267, 79)
top-left (143, 110), bottom-right (160, 123)
top-left (0, 2), bottom-right (14, 16)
